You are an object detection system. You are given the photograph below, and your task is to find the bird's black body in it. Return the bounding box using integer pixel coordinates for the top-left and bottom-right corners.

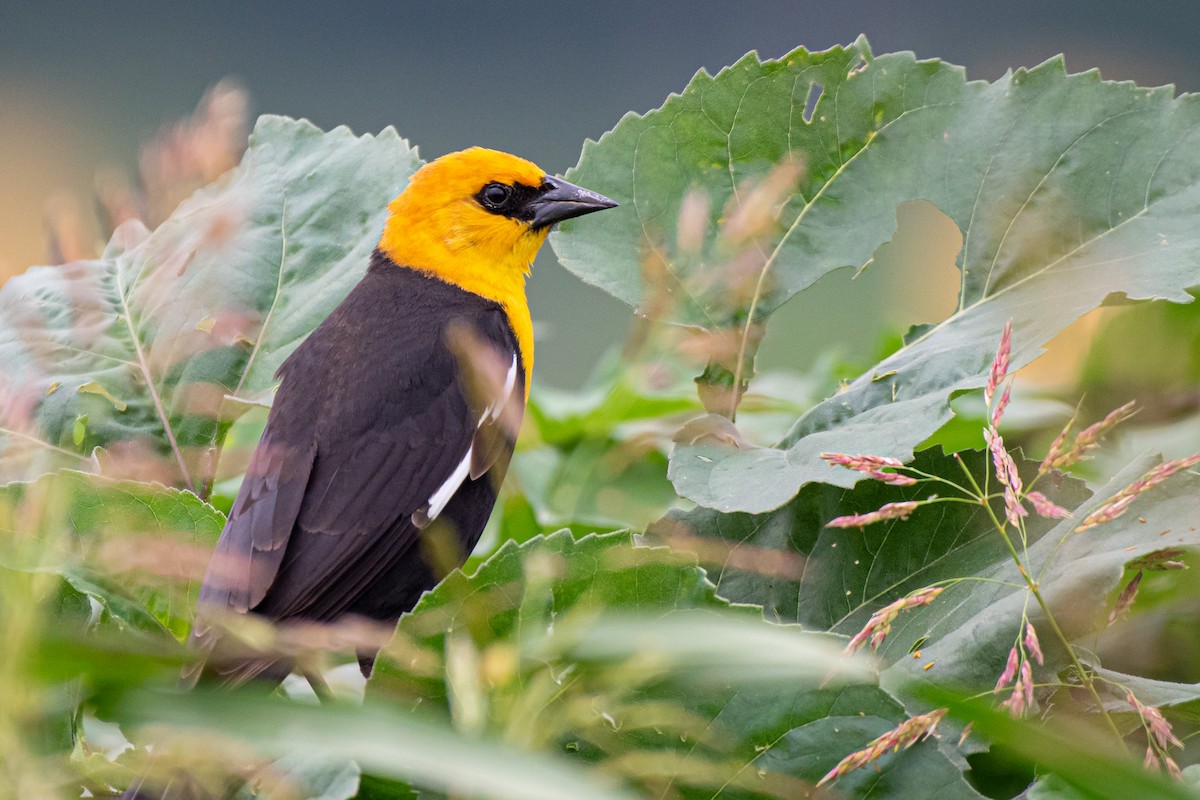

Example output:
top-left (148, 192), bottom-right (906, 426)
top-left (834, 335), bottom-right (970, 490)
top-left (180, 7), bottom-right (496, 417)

top-left (194, 250), bottom-right (523, 680)
top-left (122, 147), bottom-right (618, 800)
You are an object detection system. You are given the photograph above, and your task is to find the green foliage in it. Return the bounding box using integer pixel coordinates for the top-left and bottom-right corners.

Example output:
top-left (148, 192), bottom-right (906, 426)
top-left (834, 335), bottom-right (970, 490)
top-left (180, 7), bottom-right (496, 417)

top-left (0, 470), bottom-right (223, 639)
top-left (556, 38), bottom-right (1200, 512)
top-left (655, 446), bottom-right (1200, 691)
top-left (0, 116), bottom-right (420, 493)
top-left (3, 39), bottom-right (1200, 800)
top-left (654, 449), bottom-right (1085, 625)
top-left (112, 687), bottom-right (637, 800)
top-left (926, 688), bottom-right (1199, 800)
top-left (370, 532), bottom-right (973, 799)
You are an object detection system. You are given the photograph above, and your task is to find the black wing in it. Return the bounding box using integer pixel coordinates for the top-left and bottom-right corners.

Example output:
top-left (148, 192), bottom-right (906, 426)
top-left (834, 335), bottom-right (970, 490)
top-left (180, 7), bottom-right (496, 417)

top-left (194, 256), bottom-right (523, 671)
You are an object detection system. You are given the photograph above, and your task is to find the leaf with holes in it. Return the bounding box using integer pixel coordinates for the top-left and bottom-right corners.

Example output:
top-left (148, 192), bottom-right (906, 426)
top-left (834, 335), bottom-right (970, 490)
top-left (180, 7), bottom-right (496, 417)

top-left (0, 116), bottom-right (421, 493)
top-left (552, 38), bottom-right (1200, 512)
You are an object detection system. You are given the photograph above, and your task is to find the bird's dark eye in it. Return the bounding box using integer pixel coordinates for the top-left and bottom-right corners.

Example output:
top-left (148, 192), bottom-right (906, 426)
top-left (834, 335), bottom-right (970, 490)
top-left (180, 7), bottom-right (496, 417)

top-left (481, 183), bottom-right (512, 208)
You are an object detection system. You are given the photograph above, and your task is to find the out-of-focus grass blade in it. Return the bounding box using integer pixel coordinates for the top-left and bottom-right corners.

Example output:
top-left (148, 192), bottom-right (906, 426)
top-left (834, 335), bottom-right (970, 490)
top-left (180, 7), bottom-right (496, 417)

top-left (113, 688), bottom-right (637, 800)
top-left (30, 626), bottom-right (192, 686)
top-left (527, 610), bottom-right (869, 685)
top-left (922, 686), bottom-right (1199, 800)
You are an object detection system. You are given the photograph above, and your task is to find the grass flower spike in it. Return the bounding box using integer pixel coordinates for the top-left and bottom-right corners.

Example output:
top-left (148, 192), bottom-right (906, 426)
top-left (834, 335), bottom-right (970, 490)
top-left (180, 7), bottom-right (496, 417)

top-left (844, 587), bottom-right (944, 654)
top-left (826, 501), bottom-right (921, 529)
top-left (816, 708), bottom-right (947, 787)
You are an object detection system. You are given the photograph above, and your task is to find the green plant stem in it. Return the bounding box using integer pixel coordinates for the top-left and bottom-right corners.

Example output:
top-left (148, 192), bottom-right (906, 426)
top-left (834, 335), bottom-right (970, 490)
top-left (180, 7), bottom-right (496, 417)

top-left (922, 495), bottom-right (997, 507)
top-left (303, 670), bottom-right (333, 705)
top-left (902, 467), bottom-right (984, 497)
top-left (952, 454), bottom-right (1124, 744)
top-left (926, 576), bottom-right (1027, 591)
top-left (963, 680), bottom-right (1086, 704)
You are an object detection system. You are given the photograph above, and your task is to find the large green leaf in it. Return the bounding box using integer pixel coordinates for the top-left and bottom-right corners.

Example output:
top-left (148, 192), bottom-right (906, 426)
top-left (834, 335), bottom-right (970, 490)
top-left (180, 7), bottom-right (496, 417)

top-left (655, 447), bottom-right (1200, 712)
top-left (655, 449), bottom-right (1077, 634)
top-left (553, 38), bottom-right (886, 326)
top-left (553, 39), bottom-right (1200, 512)
top-left (369, 531), bottom-right (982, 799)
top-left (878, 456), bottom-right (1200, 699)
top-left (0, 116), bottom-right (420, 493)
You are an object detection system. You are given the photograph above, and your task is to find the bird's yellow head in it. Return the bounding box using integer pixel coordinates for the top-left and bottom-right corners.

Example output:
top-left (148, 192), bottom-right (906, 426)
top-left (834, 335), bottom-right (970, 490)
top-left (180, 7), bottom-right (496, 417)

top-left (380, 147), bottom-right (615, 305)
top-left (379, 147), bottom-right (616, 375)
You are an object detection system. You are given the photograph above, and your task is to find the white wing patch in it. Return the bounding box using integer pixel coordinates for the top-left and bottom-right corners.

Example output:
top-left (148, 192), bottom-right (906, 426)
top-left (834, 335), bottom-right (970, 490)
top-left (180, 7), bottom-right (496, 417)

top-left (423, 445), bottom-right (474, 524)
top-left (486, 354), bottom-right (519, 423)
top-left (415, 353), bottom-right (520, 527)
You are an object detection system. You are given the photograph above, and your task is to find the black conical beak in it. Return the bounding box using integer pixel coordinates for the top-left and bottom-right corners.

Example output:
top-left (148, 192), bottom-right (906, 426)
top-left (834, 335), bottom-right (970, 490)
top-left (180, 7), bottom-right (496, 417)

top-left (529, 176), bottom-right (618, 229)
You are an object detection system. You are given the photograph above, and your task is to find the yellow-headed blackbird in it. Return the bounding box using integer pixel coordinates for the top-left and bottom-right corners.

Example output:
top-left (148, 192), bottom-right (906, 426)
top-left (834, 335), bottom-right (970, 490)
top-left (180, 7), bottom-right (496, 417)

top-left (193, 148), bottom-right (616, 681)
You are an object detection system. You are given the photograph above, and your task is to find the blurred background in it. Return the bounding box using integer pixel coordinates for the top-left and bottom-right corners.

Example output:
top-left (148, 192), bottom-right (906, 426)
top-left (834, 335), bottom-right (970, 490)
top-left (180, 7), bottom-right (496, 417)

top-left (4, 0), bottom-right (1200, 389)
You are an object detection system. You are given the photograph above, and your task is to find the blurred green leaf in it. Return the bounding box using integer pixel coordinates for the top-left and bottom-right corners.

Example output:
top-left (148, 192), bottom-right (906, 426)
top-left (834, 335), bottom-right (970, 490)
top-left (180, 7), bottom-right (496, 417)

top-left (112, 688), bottom-right (637, 800)
top-left (527, 358), bottom-right (700, 445)
top-left (0, 469), bottom-right (223, 638)
top-left (506, 440), bottom-right (675, 533)
top-left (0, 116), bottom-right (421, 491)
top-left (373, 530), bottom-right (738, 701)
top-left (72, 414), bottom-right (88, 448)
top-left (370, 531), bottom-right (981, 798)
top-left (29, 626), bottom-right (192, 689)
top-left (1079, 293), bottom-right (1200, 403)
top-left (925, 687), bottom-right (1199, 800)
top-left (492, 356), bottom-right (815, 545)
top-left (235, 755), bottom-right (361, 800)
top-left (482, 365), bottom-right (701, 546)
top-left (525, 611), bottom-right (865, 684)
top-left (352, 774), bottom-right (418, 800)
top-left (1027, 775), bottom-right (1094, 800)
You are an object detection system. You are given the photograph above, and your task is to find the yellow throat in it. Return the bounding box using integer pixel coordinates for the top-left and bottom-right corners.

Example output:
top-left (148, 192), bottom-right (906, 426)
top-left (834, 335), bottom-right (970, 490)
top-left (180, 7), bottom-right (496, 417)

top-left (378, 148), bottom-right (552, 394)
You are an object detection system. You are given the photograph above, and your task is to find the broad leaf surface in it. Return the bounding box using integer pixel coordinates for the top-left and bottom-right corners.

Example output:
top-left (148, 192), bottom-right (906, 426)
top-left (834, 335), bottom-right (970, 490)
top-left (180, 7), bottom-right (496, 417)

top-left (553, 38), bottom-right (1200, 512)
top-left (1087, 666), bottom-right (1200, 720)
top-left (656, 448), bottom-right (1200, 710)
top-left (879, 457), bottom-right (1200, 699)
top-left (0, 116), bottom-right (420, 491)
top-left (369, 531), bottom-right (979, 799)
